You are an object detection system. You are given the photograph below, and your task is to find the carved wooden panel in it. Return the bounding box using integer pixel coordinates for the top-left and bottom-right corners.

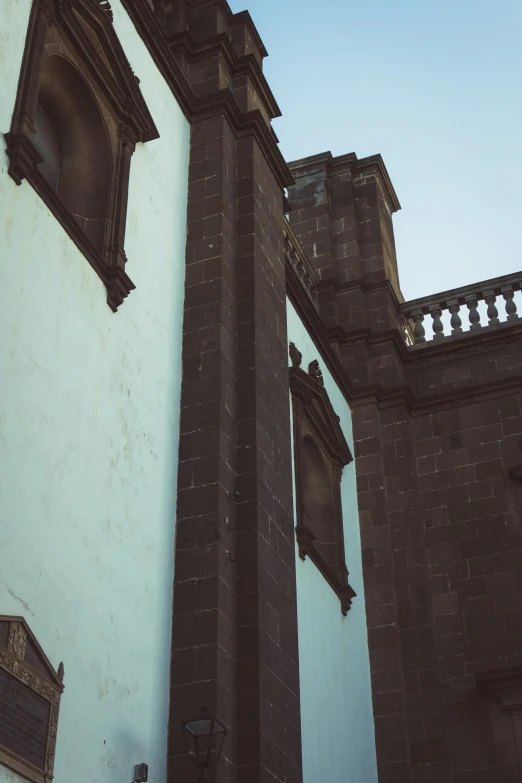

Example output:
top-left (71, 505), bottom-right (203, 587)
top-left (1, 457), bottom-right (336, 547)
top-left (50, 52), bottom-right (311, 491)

top-left (0, 617), bottom-right (64, 783)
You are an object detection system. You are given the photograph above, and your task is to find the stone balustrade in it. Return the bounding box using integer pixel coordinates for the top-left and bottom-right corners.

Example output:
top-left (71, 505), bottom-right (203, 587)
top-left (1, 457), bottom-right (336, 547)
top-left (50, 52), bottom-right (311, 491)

top-left (284, 221), bottom-right (319, 309)
top-left (400, 271), bottom-right (522, 346)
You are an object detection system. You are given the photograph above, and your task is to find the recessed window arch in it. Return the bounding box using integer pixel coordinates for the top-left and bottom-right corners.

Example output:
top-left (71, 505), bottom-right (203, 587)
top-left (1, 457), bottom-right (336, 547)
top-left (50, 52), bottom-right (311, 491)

top-left (34, 102), bottom-right (61, 192)
top-left (301, 435), bottom-right (338, 571)
top-left (5, 0), bottom-right (159, 311)
top-left (35, 54), bottom-right (112, 254)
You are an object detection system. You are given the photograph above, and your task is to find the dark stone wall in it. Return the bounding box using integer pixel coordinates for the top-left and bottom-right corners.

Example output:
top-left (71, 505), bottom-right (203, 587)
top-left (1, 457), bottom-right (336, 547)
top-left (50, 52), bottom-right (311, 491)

top-left (169, 116), bottom-right (301, 783)
top-left (148, 4), bottom-right (521, 779)
top-left (288, 156), bottom-right (522, 783)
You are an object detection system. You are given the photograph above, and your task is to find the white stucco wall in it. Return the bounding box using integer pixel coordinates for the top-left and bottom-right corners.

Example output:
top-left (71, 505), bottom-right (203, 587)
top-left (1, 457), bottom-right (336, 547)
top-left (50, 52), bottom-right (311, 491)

top-left (287, 300), bottom-right (378, 783)
top-left (0, 2), bottom-right (189, 782)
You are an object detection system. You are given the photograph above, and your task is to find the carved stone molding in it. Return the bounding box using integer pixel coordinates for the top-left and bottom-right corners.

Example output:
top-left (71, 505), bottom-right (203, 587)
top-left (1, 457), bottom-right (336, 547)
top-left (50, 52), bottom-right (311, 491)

top-left (0, 616), bottom-right (64, 783)
top-left (97, 0), bottom-right (113, 21)
top-left (290, 360), bottom-right (353, 469)
top-left (290, 356), bottom-right (356, 615)
top-left (308, 359), bottom-right (324, 386)
top-left (4, 0), bottom-right (158, 311)
top-left (296, 526), bottom-right (356, 616)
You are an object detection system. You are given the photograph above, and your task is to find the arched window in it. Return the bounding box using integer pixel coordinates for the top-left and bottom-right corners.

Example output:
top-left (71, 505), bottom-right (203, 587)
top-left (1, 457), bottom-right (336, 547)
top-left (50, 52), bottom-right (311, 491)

top-left (33, 103), bottom-right (61, 192)
top-left (301, 436), bottom-right (337, 571)
top-left (5, 0), bottom-right (158, 311)
top-left (35, 55), bottom-right (111, 254)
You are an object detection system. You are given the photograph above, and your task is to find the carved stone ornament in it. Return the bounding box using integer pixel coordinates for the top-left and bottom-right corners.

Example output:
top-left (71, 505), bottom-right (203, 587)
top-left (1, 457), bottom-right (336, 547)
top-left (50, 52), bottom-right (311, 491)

top-left (308, 359), bottom-right (324, 386)
top-left (4, 0), bottom-right (158, 311)
top-left (289, 342), bottom-right (302, 367)
top-left (97, 0), bottom-right (113, 20)
top-left (296, 526), bottom-right (356, 615)
top-left (0, 616), bottom-right (64, 783)
top-left (290, 363), bottom-right (356, 615)
top-left (34, 0), bottom-right (55, 23)
top-left (118, 123), bottom-right (137, 153)
top-left (8, 622), bottom-right (27, 660)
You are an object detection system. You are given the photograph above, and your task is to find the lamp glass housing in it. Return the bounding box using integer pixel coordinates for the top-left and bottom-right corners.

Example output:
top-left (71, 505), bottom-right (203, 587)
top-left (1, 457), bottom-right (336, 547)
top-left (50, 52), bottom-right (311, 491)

top-left (183, 718), bottom-right (227, 771)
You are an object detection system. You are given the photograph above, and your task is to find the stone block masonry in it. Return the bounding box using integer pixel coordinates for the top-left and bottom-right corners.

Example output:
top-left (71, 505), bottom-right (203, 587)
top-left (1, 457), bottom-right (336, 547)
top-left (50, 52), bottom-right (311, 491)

top-left (161, 4), bottom-right (302, 781)
top-left (288, 153), bottom-right (522, 783)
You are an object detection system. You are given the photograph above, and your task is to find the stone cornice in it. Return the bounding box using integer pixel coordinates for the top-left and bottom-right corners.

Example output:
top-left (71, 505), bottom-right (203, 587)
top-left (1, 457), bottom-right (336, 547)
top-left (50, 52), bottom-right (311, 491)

top-left (185, 0), bottom-right (268, 58)
top-left (192, 89), bottom-right (292, 188)
top-left (288, 150), bottom-right (401, 214)
top-left (119, 0), bottom-right (292, 189)
top-left (286, 267), bottom-right (356, 407)
top-left (318, 275), bottom-right (405, 306)
top-left (288, 266), bottom-right (522, 416)
top-left (167, 30), bottom-right (282, 120)
top-left (326, 320), bottom-right (522, 367)
top-left (349, 374), bottom-right (522, 416)
top-left (287, 279), bottom-right (522, 416)
top-left (232, 10), bottom-right (269, 57)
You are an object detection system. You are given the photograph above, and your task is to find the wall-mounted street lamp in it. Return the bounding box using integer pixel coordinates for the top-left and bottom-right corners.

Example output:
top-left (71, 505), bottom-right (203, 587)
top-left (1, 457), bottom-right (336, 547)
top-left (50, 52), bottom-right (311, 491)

top-left (183, 718), bottom-right (227, 780)
top-left (134, 763), bottom-right (148, 782)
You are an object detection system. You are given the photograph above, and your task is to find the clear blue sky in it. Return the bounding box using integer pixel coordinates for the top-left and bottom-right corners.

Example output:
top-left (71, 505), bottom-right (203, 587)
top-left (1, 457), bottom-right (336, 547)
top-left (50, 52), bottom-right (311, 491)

top-left (228, 0), bottom-right (522, 300)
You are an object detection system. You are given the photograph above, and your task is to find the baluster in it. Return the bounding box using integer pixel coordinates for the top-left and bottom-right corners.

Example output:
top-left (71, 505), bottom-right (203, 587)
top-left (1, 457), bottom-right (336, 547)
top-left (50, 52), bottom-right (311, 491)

top-left (296, 260), bottom-right (306, 280)
top-left (465, 295), bottom-right (481, 331)
top-left (398, 316), bottom-right (409, 346)
top-left (482, 289), bottom-right (499, 326)
top-left (430, 303), bottom-right (445, 340)
top-left (502, 285), bottom-right (519, 322)
top-left (447, 299), bottom-right (462, 335)
top-left (411, 309), bottom-right (426, 344)
top-left (290, 249), bottom-right (299, 269)
top-left (310, 288), bottom-right (319, 307)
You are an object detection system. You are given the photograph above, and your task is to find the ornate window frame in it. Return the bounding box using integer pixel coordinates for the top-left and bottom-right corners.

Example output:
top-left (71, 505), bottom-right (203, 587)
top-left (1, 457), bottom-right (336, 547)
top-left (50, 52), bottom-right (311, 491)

top-left (4, 0), bottom-right (159, 311)
top-left (289, 343), bottom-right (356, 615)
top-left (0, 616), bottom-right (64, 783)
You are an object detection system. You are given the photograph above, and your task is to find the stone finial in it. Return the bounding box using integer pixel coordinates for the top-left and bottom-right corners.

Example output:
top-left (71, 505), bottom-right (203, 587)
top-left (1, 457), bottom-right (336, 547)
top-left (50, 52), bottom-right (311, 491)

top-left (289, 342), bottom-right (302, 367)
top-left (308, 360), bottom-right (324, 386)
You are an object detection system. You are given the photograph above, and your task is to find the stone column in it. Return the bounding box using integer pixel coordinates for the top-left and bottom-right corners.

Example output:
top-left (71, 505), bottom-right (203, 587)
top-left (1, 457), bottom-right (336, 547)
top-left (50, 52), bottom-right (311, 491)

top-left (162, 5), bottom-right (303, 782)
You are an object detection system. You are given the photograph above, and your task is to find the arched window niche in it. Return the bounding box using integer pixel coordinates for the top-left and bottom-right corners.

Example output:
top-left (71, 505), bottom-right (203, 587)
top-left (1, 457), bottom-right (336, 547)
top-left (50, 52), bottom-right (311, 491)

top-left (289, 343), bottom-right (356, 615)
top-left (33, 102), bottom-right (62, 193)
top-left (4, 0), bottom-right (159, 311)
top-left (301, 435), bottom-right (338, 572)
top-left (35, 55), bottom-right (112, 254)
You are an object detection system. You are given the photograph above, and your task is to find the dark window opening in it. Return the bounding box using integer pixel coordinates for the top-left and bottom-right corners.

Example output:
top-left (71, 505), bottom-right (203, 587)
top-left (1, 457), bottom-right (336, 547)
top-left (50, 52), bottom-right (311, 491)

top-left (301, 435), bottom-right (338, 572)
top-left (36, 55), bottom-right (111, 253)
top-left (34, 103), bottom-right (61, 192)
